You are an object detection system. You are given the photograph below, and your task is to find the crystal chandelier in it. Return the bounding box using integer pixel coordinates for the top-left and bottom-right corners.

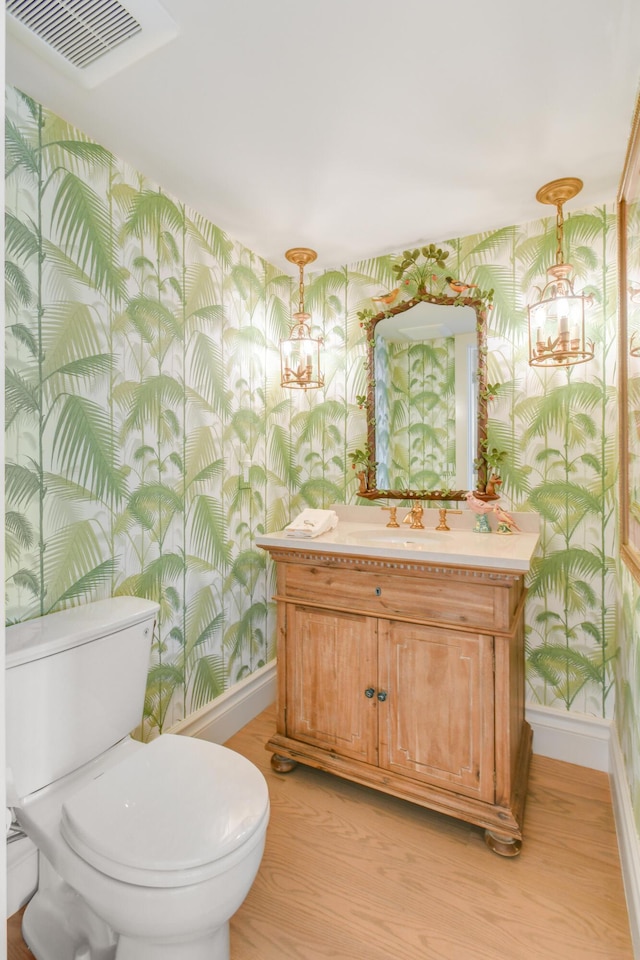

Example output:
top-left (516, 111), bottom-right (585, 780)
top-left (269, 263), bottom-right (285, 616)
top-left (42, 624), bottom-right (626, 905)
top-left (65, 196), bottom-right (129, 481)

top-left (280, 248), bottom-right (324, 390)
top-left (527, 177), bottom-right (594, 367)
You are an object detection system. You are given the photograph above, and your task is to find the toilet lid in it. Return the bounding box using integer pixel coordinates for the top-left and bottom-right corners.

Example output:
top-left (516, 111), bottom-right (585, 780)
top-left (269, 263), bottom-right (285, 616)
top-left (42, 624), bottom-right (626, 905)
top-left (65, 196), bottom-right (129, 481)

top-left (60, 735), bottom-right (269, 888)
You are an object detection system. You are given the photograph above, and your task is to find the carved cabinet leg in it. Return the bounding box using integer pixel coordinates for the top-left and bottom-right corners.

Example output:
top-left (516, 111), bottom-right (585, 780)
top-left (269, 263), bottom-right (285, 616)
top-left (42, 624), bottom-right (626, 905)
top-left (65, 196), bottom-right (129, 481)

top-left (484, 829), bottom-right (523, 857)
top-left (271, 754), bottom-right (298, 773)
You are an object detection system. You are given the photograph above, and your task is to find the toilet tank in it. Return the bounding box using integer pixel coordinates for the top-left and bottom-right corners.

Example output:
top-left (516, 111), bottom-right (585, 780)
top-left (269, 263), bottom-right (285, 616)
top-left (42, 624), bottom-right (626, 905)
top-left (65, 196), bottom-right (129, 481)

top-left (6, 596), bottom-right (159, 801)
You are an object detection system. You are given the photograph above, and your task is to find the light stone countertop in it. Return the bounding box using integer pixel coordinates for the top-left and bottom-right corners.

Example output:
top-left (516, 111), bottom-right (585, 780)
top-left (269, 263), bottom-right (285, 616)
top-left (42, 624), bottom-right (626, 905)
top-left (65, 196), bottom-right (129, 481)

top-left (255, 504), bottom-right (540, 574)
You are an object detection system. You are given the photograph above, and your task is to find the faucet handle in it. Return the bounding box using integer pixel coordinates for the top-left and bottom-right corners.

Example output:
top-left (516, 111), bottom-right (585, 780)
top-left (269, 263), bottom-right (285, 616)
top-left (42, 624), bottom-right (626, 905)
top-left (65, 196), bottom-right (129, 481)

top-left (381, 505), bottom-right (399, 528)
top-left (436, 507), bottom-right (463, 531)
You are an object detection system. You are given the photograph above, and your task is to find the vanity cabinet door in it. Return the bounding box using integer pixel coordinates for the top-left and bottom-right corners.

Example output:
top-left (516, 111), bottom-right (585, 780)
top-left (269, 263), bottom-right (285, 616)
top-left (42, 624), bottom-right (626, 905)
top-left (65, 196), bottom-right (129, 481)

top-left (378, 620), bottom-right (495, 802)
top-left (285, 604), bottom-right (378, 765)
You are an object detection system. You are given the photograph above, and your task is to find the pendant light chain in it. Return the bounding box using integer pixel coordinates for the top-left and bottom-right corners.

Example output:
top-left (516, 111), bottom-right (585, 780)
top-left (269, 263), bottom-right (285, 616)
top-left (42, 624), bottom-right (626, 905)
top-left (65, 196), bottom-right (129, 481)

top-left (298, 262), bottom-right (306, 314)
top-left (555, 202), bottom-right (565, 266)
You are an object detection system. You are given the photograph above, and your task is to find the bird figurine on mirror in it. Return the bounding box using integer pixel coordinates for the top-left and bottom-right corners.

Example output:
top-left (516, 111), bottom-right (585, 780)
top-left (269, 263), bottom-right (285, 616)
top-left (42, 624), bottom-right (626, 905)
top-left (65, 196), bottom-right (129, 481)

top-left (445, 276), bottom-right (479, 296)
top-left (485, 473), bottom-right (502, 497)
top-left (372, 288), bottom-right (400, 306)
top-left (493, 505), bottom-right (520, 535)
top-left (464, 490), bottom-right (494, 534)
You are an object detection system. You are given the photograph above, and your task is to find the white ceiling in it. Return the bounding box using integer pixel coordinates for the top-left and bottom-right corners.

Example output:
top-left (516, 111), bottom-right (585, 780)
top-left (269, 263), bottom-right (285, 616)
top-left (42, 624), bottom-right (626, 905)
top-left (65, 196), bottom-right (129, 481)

top-left (6, 0), bottom-right (640, 275)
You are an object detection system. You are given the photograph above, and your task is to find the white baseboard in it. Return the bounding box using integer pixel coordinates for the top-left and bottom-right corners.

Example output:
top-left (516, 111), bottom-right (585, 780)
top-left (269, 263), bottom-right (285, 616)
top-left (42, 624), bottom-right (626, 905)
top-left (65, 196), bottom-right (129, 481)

top-left (167, 660), bottom-right (277, 744)
top-left (526, 703), bottom-right (611, 771)
top-left (610, 729), bottom-right (640, 959)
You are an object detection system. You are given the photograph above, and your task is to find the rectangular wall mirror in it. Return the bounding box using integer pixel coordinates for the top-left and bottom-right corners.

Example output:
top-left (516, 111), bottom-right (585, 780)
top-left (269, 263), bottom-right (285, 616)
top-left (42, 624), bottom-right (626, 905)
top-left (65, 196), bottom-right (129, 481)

top-left (354, 258), bottom-right (496, 502)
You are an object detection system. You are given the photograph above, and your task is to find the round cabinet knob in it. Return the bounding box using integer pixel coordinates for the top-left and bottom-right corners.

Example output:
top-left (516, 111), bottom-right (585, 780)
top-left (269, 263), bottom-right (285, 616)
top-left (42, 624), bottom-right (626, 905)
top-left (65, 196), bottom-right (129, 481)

top-left (364, 687), bottom-right (375, 698)
top-left (377, 690), bottom-right (388, 702)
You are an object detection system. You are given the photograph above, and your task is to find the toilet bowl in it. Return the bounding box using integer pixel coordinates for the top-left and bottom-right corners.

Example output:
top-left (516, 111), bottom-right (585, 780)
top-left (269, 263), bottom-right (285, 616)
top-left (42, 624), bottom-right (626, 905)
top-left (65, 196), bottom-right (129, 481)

top-left (6, 598), bottom-right (270, 960)
top-left (20, 735), bottom-right (269, 960)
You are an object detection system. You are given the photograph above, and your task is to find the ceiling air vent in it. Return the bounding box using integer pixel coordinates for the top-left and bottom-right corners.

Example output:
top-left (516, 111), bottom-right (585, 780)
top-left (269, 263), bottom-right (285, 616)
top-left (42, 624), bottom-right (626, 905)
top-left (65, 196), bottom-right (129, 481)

top-left (6, 0), bottom-right (178, 88)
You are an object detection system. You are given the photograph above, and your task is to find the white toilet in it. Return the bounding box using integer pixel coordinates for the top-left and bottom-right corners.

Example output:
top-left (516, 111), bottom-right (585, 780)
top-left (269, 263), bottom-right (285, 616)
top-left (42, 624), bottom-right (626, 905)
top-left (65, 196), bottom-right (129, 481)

top-left (6, 596), bottom-right (270, 960)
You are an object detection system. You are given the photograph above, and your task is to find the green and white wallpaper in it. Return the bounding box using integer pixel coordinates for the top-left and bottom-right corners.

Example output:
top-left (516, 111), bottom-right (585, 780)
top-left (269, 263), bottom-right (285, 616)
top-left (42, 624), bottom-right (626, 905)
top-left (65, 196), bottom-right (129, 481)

top-left (4, 86), bottom-right (366, 738)
top-left (5, 86), bottom-right (640, 828)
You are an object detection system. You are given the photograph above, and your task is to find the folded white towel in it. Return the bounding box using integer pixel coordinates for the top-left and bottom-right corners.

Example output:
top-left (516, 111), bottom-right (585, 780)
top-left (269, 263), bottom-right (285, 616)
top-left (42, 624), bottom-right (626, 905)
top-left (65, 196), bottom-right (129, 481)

top-left (285, 509), bottom-right (339, 539)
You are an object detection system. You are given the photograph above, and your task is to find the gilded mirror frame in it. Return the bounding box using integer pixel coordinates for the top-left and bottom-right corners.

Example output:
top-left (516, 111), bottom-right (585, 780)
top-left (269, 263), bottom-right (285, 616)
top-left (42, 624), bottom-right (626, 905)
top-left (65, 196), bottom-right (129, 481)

top-left (354, 270), bottom-right (496, 502)
top-left (619, 92), bottom-right (640, 582)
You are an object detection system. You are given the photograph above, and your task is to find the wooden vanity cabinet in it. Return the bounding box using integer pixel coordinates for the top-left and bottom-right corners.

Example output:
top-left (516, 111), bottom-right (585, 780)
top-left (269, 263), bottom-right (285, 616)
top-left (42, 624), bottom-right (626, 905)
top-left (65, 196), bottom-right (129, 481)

top-left (264, 546), bottom-right (532, 856)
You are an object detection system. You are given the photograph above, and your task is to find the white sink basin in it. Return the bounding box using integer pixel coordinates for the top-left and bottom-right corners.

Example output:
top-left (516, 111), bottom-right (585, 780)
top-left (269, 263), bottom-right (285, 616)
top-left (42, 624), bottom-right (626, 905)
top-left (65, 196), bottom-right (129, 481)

top-left (345, 528), bottom-right (439, 549)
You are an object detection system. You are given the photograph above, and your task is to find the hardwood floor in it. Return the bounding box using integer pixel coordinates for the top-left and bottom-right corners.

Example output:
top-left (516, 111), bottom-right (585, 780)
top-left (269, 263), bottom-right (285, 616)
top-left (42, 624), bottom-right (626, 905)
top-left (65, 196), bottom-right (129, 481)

top-left (8, 706), bottom-right (634, 959)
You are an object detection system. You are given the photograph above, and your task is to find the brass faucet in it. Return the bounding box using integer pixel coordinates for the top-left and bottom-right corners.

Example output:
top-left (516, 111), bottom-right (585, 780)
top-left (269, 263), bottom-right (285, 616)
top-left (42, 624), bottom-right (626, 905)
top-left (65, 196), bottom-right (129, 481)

top-left (435, 508), bottom-right (463, 531)
top-left (402, 503), bottom-right (424, 529)
top-left (381, 505), bottom-right (400, 528)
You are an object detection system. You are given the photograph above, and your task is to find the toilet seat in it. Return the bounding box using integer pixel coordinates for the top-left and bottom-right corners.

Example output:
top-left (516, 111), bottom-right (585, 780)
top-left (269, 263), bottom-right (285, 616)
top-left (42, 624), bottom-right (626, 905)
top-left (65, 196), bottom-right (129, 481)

top-left (60, 734), bottom-right (270, 888)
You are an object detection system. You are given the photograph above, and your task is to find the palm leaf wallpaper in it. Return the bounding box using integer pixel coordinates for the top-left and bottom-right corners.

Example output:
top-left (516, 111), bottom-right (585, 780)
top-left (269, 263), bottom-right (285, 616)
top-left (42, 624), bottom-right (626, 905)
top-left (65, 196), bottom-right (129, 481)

top-left (5, 86), bottom-right (639, 829)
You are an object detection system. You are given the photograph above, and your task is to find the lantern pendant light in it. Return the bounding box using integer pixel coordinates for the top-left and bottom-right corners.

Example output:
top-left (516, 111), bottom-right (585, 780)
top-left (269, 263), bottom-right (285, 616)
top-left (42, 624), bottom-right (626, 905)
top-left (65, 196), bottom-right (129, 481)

top-left (527, 177), bottom-right (594, 367)
top-left (280, 247), bottom-right (324, 390)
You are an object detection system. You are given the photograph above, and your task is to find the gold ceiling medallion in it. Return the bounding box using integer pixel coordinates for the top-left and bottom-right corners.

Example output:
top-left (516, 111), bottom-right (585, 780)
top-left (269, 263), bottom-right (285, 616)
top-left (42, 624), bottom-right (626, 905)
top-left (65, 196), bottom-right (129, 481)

top-left (527, 177), bottom-right (594, 367)
top-left (280, 247), bottom-right (324, 390)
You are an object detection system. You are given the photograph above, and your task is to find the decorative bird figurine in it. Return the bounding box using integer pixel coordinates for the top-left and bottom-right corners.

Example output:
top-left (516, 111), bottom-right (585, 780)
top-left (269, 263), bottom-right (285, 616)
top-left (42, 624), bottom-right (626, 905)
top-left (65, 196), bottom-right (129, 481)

top-left (464, 490), bottom-right (494, 534)
top-left (372, 288), bottom-right (400, 305)
top-left (485, 473), bottom-right (502, 497)
top-left (493, 504), bottom-right (520, 535)
top-left (445, 276), bottom-right (479, 296)
top-left (464, 491), bottom-right (494, 514)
